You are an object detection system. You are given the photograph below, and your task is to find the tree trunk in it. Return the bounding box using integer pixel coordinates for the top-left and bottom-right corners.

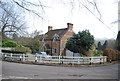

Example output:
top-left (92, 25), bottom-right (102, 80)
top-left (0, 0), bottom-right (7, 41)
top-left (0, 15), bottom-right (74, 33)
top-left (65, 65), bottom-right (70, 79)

top-left (2, 32), bottom-right (9, 41)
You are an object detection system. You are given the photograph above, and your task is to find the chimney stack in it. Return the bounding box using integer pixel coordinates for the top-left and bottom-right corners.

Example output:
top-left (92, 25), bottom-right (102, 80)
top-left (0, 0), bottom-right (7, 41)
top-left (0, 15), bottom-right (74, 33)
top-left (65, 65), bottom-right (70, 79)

top-left (67, 23), bottom-right (73, 30)
top-left (48, 26), bottom-right (53, 31)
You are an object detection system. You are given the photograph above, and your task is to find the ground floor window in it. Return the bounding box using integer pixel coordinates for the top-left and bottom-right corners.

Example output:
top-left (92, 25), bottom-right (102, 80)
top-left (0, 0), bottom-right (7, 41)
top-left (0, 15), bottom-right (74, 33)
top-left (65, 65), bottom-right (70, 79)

top-left (52, 48), bottom-right (57, 54)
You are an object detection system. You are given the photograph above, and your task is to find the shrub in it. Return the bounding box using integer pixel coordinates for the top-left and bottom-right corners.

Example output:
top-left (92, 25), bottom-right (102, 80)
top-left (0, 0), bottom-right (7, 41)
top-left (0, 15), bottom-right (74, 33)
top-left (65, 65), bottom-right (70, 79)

top-left (2, 40), bottom-right (19, 47)
top-left (103, 48), bottom-right (120, 61)
top-left (2, 40), bottom-right (32, 53)
top-left (0, 42), bottom-right (2, 46)
top-left (14, 45), bottom-right (32, 54)
top-left (95, 50), bottom-right (103, 56)
top-left (46, 50), bottom-right (50, 55)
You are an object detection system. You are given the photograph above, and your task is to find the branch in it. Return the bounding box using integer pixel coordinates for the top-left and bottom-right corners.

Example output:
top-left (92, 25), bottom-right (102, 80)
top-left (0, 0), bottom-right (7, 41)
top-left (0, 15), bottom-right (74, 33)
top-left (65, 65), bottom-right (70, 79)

top-left (87, 0), bottom-right (101, 20)
top-left (13, 0), bottom-right (43, 19)
top-left (38, 0), bottom-right (46, 14)
top-left (93, 0), bottom-right (101, 19)
top-left (78, 0), bottom-right (101, 20)
top-left (4, 31), bottom-right (16, 32)
top-left (78, 0), bottom-right (116, 34)
top-left (24, 0), bottom-right (48, 7)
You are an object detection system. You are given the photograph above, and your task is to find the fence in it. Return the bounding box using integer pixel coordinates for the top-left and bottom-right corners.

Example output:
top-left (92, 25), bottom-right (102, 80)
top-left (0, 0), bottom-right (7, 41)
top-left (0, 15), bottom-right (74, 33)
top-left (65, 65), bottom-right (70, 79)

top-left (1, 53), bottom-right (107, 64)
top-left (1, 53), bottom-right (26, 61)
top-left (36, 55), bottom-right (107, 64)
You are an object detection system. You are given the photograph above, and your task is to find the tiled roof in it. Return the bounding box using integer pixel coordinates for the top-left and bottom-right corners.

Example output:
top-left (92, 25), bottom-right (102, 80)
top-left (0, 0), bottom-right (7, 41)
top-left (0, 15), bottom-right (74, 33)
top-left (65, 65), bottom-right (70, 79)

top-left (45, 28), bottom-right (68, 40)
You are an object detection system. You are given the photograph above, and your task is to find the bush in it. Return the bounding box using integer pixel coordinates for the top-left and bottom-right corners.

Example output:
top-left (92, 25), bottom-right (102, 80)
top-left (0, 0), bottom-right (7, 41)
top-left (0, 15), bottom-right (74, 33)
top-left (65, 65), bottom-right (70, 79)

top-left (80, 53), bottom-right (86, 57)
top-left (0, 42), bottom-right (2, 46)
top-left (46, 50), bottom-right (50, 55)
top-left (2, 40), bottom-right (19, 47)
top-left (95, 50), bottom-right (103, 56)
top-left (14, 45), bottom-right (32, 54)
top-left (103, 48), bottom-right (120, 61)
top-left (2, 40), bottom-right (32, 54)
top-left (2, 50), bottom-right (25, 54)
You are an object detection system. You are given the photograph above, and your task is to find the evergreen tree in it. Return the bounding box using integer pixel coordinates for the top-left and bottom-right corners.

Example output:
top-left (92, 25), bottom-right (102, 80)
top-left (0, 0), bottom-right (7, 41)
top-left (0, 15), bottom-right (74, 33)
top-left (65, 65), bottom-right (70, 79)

top-left (102, 40), bottom-right (108, 50)
top-left (97, 41), bottom-right (102, 50)
top-left (66, 30), bottom-right (94, 55)
top-left (116, 31), bottom-right (120, 51)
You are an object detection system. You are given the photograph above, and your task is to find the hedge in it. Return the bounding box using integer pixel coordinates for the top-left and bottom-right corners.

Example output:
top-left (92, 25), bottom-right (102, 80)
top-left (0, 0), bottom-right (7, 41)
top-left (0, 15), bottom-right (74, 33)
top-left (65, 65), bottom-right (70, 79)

top-left (103, 48), bottom-right (120, 61)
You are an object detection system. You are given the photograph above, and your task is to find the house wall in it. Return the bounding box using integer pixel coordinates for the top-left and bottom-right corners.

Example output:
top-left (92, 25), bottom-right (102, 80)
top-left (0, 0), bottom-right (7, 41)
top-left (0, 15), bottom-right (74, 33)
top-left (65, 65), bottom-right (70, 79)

top-left (45, 28), bottom-right (74, 56)
top-left (44, 23), bottom-right (74, 56)
top-left (60, 29), bottom-right (74, 56)
top-left (44, 40), bottom-right (60, 56)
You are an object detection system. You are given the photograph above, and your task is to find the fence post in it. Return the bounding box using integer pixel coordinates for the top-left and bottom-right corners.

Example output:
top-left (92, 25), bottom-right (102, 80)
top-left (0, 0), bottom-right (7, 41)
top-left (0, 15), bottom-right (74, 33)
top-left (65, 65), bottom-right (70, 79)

top-left (78, 58), bottom-right (80, 64)
top-left (59, 56), bottom-right (61, 64)
top-left (35, 56), bottom-right (37, 63)
top-left (109, 58), bottom-right (112, 63)
top-left (62, 56), bottom-right (63, 64)
top-left (89, 58), bottom-right (91, 65)
top-left (11, 53), bottom-right (12, 61)
top-left (100, 57), bottom-right (102, 64)
top-left (20, 56), bottom-right (22, 61)
top-left (104, 56), bottom-right (106, 63)
top-left (10, 53), bottom-right (12, 57)
top-left (23, 54), bottom-right (25, 61)
top-left (83, 57), bottom-right (84, 64)
top-left (40, 56), bottom-right (43, 62)
top-left (4, 54), bottom-right (7, 60)
top-left (103, 56), bottom-right (105, 64)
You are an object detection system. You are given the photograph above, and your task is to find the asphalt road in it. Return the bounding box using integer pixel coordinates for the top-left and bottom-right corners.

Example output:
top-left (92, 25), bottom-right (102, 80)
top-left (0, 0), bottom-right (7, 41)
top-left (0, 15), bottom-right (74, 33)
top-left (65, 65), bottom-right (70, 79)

top-left (0, 61), bottom-right (2, 81)
top-left (2, 61), bottom-right (119, 79)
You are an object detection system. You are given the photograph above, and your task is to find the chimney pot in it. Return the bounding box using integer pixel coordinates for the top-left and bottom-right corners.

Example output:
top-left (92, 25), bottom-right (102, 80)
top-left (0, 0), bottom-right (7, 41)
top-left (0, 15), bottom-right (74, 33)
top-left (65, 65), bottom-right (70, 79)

top-left (67, 23), bottom-right (73, 30)
top-left (48, 26), bottom-right (52, 31)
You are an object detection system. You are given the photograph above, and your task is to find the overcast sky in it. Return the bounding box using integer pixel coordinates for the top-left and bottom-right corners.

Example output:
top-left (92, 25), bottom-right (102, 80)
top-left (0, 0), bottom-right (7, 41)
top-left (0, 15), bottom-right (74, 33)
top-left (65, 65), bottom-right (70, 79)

top-left (25, 0), bottom-right (118, 39)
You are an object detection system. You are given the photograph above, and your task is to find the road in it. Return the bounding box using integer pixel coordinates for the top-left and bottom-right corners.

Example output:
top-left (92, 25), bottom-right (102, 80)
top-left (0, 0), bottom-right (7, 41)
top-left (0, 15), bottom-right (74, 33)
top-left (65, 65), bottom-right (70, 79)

top-left (2, 61), bottom-right (119, 79)
top-left (0, 61), bottom-right (2, 81)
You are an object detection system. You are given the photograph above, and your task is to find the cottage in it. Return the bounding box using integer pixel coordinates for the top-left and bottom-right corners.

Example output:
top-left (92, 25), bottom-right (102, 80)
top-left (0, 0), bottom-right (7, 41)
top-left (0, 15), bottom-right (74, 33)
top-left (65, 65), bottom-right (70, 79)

top-left (43, 23), bottom-right (74, 56)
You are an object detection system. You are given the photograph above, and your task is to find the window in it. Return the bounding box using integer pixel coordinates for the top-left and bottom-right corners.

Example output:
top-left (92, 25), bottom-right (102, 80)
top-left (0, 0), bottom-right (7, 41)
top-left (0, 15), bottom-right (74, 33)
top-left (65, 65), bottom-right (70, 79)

top-left (52, 48), bottom-right (57, 54)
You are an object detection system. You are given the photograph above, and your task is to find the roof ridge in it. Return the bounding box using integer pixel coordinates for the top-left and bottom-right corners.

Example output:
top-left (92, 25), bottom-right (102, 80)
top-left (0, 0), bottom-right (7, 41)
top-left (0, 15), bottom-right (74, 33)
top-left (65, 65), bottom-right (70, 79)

top-left (50, 28), bottom-right (68, 31)
top-left (45, 28), bottom-right (68, 39)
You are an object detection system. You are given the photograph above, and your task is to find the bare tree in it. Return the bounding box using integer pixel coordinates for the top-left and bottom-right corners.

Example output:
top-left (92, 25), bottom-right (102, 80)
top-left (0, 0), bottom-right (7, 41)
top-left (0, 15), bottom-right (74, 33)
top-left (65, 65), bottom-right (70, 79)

top-left (0, 0), bottom-right (107, 41)
top-left (2, 0), bottom-right (102, 21)
top-left (13, 0), bottom-right (115, 34)
top-left (0, 0), bottom-right (27, 40)
top-left (30, 30), bottom-right (43, 38)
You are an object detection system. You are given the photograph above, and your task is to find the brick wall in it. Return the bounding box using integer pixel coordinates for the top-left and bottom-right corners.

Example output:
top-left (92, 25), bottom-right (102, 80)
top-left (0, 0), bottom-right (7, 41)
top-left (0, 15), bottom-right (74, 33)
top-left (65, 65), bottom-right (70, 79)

top-left (45, 40), bottom-right (60, 56)
top-left (44, 23), bottom-right (74, 56)
top-left (60, 29), bottom-right (74, 56)
top-left (45, 29), bottom-right (74, 56)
